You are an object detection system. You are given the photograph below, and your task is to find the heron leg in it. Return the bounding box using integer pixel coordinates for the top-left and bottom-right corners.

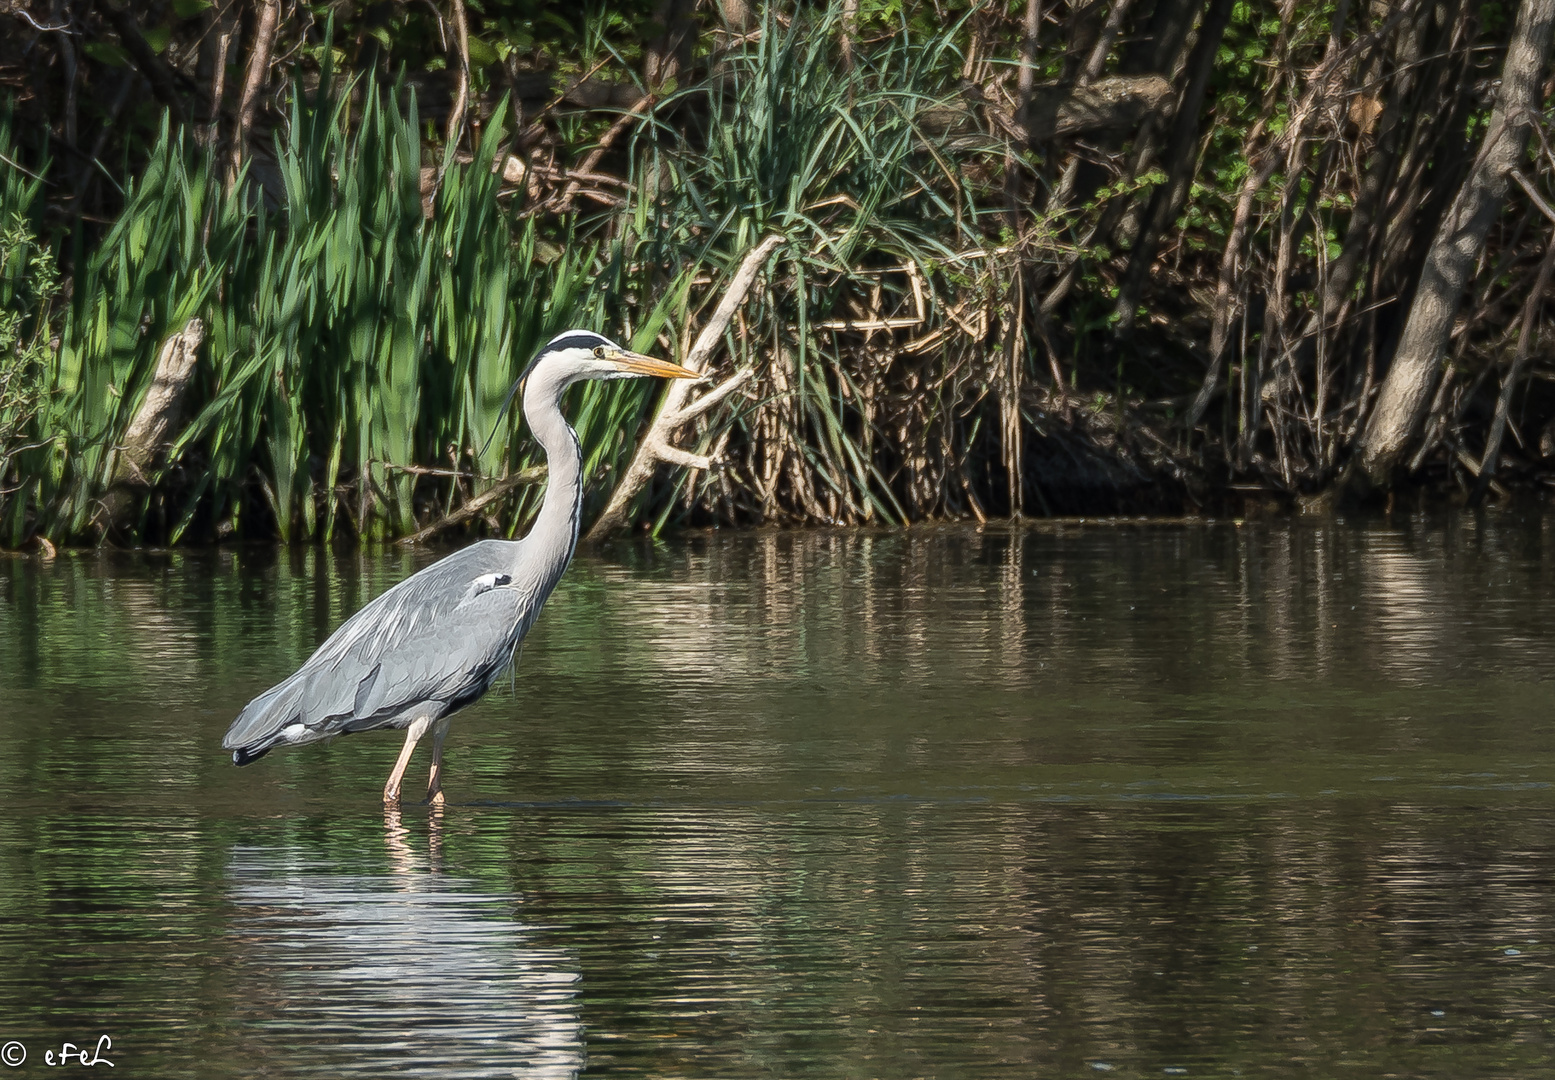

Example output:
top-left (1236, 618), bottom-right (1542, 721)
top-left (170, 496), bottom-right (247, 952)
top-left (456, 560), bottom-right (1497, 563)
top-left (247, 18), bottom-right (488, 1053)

top-left (383, 716), bottom-right (433, 805)
top-left (426, 716), bottom-right (453, 807)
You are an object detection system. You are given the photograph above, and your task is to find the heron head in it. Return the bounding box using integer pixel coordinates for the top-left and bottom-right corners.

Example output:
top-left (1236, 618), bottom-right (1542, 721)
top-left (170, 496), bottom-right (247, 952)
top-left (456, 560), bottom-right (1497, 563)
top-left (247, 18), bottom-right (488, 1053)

top-left (524, 330), bottom-right (699, 385)
top-left (480, 331), bottom-right (699, 459)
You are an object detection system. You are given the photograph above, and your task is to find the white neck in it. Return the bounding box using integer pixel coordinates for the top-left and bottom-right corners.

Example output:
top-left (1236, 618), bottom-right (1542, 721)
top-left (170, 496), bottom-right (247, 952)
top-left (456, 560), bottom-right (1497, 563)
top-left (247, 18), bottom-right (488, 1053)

top-left (514, 364), bottom-right (584, 596)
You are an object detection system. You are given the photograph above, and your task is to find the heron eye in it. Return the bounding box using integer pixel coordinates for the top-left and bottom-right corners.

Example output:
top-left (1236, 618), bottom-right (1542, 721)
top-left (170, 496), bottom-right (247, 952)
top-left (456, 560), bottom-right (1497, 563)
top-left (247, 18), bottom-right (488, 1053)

top-left (593, 346), bottom-right (606, 358)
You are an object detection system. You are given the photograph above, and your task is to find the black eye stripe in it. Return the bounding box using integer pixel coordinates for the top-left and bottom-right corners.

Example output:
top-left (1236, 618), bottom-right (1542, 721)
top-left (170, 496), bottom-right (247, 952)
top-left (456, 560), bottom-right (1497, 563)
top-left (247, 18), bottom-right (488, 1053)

top-left (544, 332), bottom-right (613, 354)
top-left (519, 331), bottom-right (622, 381)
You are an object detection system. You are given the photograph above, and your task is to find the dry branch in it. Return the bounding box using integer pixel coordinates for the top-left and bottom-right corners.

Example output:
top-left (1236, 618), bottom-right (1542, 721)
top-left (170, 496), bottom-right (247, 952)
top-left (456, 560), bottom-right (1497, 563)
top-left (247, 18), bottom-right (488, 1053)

top-left (555, 94), bottom-right (655, 214)
top-left (1467, 225), bottom-right (1555, 505)
top-left (585, 234), bottom-right (784, 540)
top-left (231, 0), bottom-right (280, 183)
top-left (398, 465), bottom-right (547, 545)
top-left (444, 0), bottom-right (472, 151)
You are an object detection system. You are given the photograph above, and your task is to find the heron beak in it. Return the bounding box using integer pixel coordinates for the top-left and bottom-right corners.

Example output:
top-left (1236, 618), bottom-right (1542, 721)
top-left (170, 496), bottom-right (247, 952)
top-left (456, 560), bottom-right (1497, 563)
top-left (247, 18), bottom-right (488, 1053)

top-left (608, 349), bottom-right (700, 379)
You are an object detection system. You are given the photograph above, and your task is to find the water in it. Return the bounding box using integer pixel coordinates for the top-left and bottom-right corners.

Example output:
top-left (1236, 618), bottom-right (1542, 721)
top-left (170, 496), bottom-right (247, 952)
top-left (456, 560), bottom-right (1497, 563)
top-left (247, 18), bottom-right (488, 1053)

top-left (2, 515), bottom-right (1555, 1077)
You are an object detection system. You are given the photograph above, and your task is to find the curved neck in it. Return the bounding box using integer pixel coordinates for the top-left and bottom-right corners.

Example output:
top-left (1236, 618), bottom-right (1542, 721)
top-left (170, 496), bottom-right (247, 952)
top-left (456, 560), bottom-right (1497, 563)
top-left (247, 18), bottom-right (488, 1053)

top-left (517, 369), bottom-right (584, 589)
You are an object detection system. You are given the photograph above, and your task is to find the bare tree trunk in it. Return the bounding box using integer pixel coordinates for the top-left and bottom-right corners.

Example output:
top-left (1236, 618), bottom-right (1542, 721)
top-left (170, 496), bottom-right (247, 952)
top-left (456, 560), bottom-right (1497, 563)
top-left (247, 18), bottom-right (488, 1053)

top-left (1363, 1), bottom-right (1479, 330)
top-left (1355, 0), bottom-right (1555, 487)
top-left (200, 1), bottom-right (237, 148)
top-left (1110, 0), bottom-right (1235, 334)
top-left (645, 0), bottom-right (696, 89)
top-left (1466, 224), bottom-right (1555, 506)
top-left (231, 0), bottom-right (280, 184)
top-left (840, 0), bottom-right (859, 71)
top-left (444, 0), bottom-right (471, 151)
top-left (1019, 0), bottom-right (1042, 100)
top-left (1253, 0), bottom-right (1432, 466)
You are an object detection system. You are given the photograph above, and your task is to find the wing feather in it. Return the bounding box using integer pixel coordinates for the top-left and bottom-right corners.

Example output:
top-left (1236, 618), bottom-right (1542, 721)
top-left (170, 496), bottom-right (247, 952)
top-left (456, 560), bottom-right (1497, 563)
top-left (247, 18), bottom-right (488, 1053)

top-left (223, 540), bottom-right (538, 755)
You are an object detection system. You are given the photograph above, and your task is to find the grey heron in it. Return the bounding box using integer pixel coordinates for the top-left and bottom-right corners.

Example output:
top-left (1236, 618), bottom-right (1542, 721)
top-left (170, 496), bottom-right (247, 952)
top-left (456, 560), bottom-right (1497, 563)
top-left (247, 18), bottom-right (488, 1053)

top-left (222, 330), bottom-right (697, 804)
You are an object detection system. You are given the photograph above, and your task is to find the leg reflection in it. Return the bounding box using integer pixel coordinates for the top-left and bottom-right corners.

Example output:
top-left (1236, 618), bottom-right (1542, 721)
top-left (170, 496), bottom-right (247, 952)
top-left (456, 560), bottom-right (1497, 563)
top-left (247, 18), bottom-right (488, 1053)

top-left (382, 803), bottom-right (445, 873)
top-left (383, 805), bottom-right (414, 873)
top-left (427, 803), bottom-right (444, 867)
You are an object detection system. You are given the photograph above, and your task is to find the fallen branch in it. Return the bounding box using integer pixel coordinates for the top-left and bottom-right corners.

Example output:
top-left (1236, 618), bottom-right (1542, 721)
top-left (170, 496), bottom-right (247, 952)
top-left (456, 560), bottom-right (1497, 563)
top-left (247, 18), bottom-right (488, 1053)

top-left (101, 317), bottom-right (204, 528)
top-left (115, 318), bottom-right (205, 487)
top-left (398, 465), bottom-right (547, 545)
top-left (444, 0), bottom-right (472, 152)
top-left (584, 234), bottom-right (784, 540)
top-left (555, 94), bottom-right (656, 214)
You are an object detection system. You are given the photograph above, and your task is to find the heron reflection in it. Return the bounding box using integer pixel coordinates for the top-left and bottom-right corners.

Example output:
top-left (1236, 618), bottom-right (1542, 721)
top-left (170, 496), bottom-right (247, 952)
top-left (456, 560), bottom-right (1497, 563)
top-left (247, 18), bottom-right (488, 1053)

top-left (227, 832), bottom-right (583, 1078)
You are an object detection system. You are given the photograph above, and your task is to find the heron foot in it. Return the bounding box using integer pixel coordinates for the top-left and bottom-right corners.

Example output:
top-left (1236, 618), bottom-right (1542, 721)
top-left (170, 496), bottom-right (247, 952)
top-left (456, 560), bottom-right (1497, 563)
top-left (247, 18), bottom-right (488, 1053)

top-left (426, 747), bottom-right (446, 807)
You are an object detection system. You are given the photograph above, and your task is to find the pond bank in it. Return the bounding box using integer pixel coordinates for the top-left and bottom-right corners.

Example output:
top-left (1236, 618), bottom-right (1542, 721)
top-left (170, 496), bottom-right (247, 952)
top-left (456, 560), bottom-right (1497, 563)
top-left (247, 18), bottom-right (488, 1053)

top-left (7, 5), bottom-right (1555, 547)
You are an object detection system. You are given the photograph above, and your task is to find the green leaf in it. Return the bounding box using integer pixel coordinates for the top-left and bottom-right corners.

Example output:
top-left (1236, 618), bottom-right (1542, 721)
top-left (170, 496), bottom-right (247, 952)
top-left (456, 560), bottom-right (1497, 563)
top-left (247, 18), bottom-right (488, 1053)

top-left (172, 0), bottom-right (212, 17)
top-left (81, 42), bottom-right (131, 68)
top-left (465, 36), bottom-right (500, 68)
top-left (143, 24), bottom-right (173, 54)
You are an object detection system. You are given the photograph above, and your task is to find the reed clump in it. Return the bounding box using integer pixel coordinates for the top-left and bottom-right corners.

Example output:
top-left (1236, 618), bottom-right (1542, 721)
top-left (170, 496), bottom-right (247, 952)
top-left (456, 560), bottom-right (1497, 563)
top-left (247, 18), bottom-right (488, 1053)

top-left (0, 83), bottom-right (690, 546)
top-left (612, 9), bottom-right (1022, 529)
top-left (1, 13), bottom-right (1054, 546)
top-left (9, 0), bottom-right (1555, 543)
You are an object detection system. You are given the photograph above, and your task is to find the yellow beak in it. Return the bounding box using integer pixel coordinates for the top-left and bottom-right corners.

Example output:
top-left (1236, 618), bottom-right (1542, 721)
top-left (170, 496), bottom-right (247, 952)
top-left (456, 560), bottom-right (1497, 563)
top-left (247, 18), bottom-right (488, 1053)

top-left (608, 350), bottom-right (700, 379)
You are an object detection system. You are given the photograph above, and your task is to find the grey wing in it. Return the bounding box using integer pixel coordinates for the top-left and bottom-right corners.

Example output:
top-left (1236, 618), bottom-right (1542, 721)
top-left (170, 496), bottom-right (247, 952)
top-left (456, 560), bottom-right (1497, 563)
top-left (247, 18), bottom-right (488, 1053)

top-left (223, 540), bottom-right (536, 755)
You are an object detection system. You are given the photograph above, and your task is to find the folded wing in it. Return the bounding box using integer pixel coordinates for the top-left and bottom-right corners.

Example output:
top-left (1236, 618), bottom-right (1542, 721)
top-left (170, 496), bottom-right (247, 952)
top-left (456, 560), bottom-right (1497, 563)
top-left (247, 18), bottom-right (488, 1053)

top-left (223, 541), bottom-right (533, 761)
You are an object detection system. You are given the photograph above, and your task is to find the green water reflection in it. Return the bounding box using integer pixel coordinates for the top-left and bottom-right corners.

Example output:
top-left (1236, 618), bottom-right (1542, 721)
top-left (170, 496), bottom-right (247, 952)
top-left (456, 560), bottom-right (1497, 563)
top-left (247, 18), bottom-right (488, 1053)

top-left (2, 516), bottom-right (1555, 1076)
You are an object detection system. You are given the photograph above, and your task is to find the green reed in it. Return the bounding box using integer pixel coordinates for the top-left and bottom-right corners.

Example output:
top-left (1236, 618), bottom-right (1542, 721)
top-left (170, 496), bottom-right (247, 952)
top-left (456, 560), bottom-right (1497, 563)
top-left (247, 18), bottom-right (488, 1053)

top-left (4, 75), bottom-right (668, 544)
top-left (1, 5), bottom-right (1021, 545)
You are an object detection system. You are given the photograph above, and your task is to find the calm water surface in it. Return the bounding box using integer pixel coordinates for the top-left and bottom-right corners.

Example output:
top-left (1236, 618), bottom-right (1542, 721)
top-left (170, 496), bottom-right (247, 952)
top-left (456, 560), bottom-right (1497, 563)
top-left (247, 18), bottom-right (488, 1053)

top-left (3, 516), bottom-right (1555, 1077)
